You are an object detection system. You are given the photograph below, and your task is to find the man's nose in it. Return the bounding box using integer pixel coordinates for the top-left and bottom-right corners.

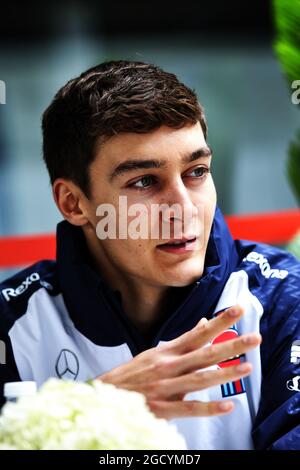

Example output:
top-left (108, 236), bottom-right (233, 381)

top-left (161, 178), bottom-right (198, 220)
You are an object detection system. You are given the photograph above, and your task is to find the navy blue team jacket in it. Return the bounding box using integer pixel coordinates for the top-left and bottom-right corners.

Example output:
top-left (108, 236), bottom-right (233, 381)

top-left (0, 207), bottom-right (299, 450)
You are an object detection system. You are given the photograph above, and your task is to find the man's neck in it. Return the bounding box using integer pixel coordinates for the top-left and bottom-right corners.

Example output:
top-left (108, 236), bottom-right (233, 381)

top-left (118, 283), bottom-right (173, 335)
top-left (83, 229), bottom-right (187, 336)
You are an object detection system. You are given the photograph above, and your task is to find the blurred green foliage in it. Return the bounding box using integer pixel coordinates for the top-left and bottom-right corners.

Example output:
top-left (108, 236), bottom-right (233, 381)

top-left (274, 0), bottom-right (300, 86)
top-left (287, 130), bottom-right (300, 205)
top-left (273, 0), bottom-right (300, 258)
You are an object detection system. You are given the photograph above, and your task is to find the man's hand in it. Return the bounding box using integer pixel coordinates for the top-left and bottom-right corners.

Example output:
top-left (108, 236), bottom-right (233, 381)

top-left (98, 305), bottom-right (261, 420)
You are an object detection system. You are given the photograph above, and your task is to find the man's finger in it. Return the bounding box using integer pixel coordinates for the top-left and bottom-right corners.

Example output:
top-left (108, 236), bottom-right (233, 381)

top-left (147, 398), bottom-right (234, 420)
top-left (173, 333), bottom-right (261, 376)
top-left (149, 362), bottom-right (252, 400)
top-left (165, 305), bottom-right (244, 354)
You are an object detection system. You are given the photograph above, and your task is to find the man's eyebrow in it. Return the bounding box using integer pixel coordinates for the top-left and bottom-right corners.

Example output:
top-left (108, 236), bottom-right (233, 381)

top-left (182, 146), bottom-right (212, 164)
top-left (109, 159), bottom-right (167, 181)
top-left (109, 146), bottom-right (212, 181)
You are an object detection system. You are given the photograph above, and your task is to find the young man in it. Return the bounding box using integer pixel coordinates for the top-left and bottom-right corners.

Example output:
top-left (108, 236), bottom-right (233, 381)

top-left (0, 60), bottom-right (299, 450)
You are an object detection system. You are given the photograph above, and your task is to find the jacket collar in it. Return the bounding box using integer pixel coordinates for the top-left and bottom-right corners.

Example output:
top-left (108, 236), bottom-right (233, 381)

top-left (56, 206), bottom-right (239, 354)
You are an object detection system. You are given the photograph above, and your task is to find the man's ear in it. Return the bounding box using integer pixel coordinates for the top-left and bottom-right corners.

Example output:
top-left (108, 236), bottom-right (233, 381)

top-left (52, 179), bottom-right (89, 226)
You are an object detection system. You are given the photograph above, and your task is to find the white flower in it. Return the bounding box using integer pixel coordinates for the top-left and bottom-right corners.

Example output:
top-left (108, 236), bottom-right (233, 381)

top-left (0, 378), bottom-right (186, 450)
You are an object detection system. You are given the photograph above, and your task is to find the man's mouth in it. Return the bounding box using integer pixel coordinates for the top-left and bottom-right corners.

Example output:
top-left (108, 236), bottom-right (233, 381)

top-left (156, 236), bottom-right (198, 253)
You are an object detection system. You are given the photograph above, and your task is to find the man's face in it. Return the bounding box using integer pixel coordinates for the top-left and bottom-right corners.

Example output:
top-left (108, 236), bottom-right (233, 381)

top-left (83, 122), bottom-right (216, 288)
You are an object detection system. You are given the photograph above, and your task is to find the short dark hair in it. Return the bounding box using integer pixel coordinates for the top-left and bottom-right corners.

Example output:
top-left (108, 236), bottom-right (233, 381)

top-left (42, 60), bottom-right (207, 196)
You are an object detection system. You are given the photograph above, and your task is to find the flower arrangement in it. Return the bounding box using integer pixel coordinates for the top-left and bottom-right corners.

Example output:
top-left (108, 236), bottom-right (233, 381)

top-left (0, 378), bottom-right (186, 450)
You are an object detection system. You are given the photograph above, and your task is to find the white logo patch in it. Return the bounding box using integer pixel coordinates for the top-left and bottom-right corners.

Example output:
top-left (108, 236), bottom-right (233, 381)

top-left (1, 273), bottom-right (40, 302)
top-left (286, 376), bottom-right (300, 392)
top-left (291, 340), bottom-right (300, 365)
top-left (55, 349), bottom-right (80, 380)
top-left (243, 252), bottom-right (288, 280)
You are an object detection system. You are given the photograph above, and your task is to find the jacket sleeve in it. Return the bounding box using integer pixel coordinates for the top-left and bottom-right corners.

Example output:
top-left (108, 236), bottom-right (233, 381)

top-left (252, 300), bottom-right (300, 450)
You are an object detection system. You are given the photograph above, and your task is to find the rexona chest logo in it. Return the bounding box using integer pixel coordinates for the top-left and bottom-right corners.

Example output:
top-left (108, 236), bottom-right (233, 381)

top-left (1, 273), bottom-right (40, 302)
top-left (243, 251), bottom-right (288, 280)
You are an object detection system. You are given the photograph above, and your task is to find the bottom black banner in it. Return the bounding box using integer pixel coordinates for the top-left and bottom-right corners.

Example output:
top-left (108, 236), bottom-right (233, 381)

top-left (0, 450), bottom-right (299, 466)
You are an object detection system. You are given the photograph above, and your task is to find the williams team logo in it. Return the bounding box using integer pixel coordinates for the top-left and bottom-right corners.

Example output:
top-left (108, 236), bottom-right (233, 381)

top-left (211, 317), bottom-right (246, 397)
top-left (55, 349), bottom-right (79, 380)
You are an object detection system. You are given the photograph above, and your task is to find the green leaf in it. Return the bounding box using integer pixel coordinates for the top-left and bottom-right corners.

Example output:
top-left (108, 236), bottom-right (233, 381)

top-left (273, 0), bottom-right (300, 85)
top-left (287, 131), bottom-right (300, 204)
top-left (273, 1), bottom-right (300, 204)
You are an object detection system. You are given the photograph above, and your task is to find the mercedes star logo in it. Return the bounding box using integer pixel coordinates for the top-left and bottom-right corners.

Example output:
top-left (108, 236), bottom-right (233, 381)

top-left (55, 349), bottom-right (79, 380)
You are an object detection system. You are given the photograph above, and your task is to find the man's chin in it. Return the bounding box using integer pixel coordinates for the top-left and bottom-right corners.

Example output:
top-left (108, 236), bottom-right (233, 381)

top-left (160, 267), bottom-right (204, 288)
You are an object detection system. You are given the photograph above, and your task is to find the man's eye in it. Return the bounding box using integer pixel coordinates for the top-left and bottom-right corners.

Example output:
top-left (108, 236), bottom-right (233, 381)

top-left (186, 167), bottom-right (210, 178)
top-left (129, 175), bottom-right (156, 190)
